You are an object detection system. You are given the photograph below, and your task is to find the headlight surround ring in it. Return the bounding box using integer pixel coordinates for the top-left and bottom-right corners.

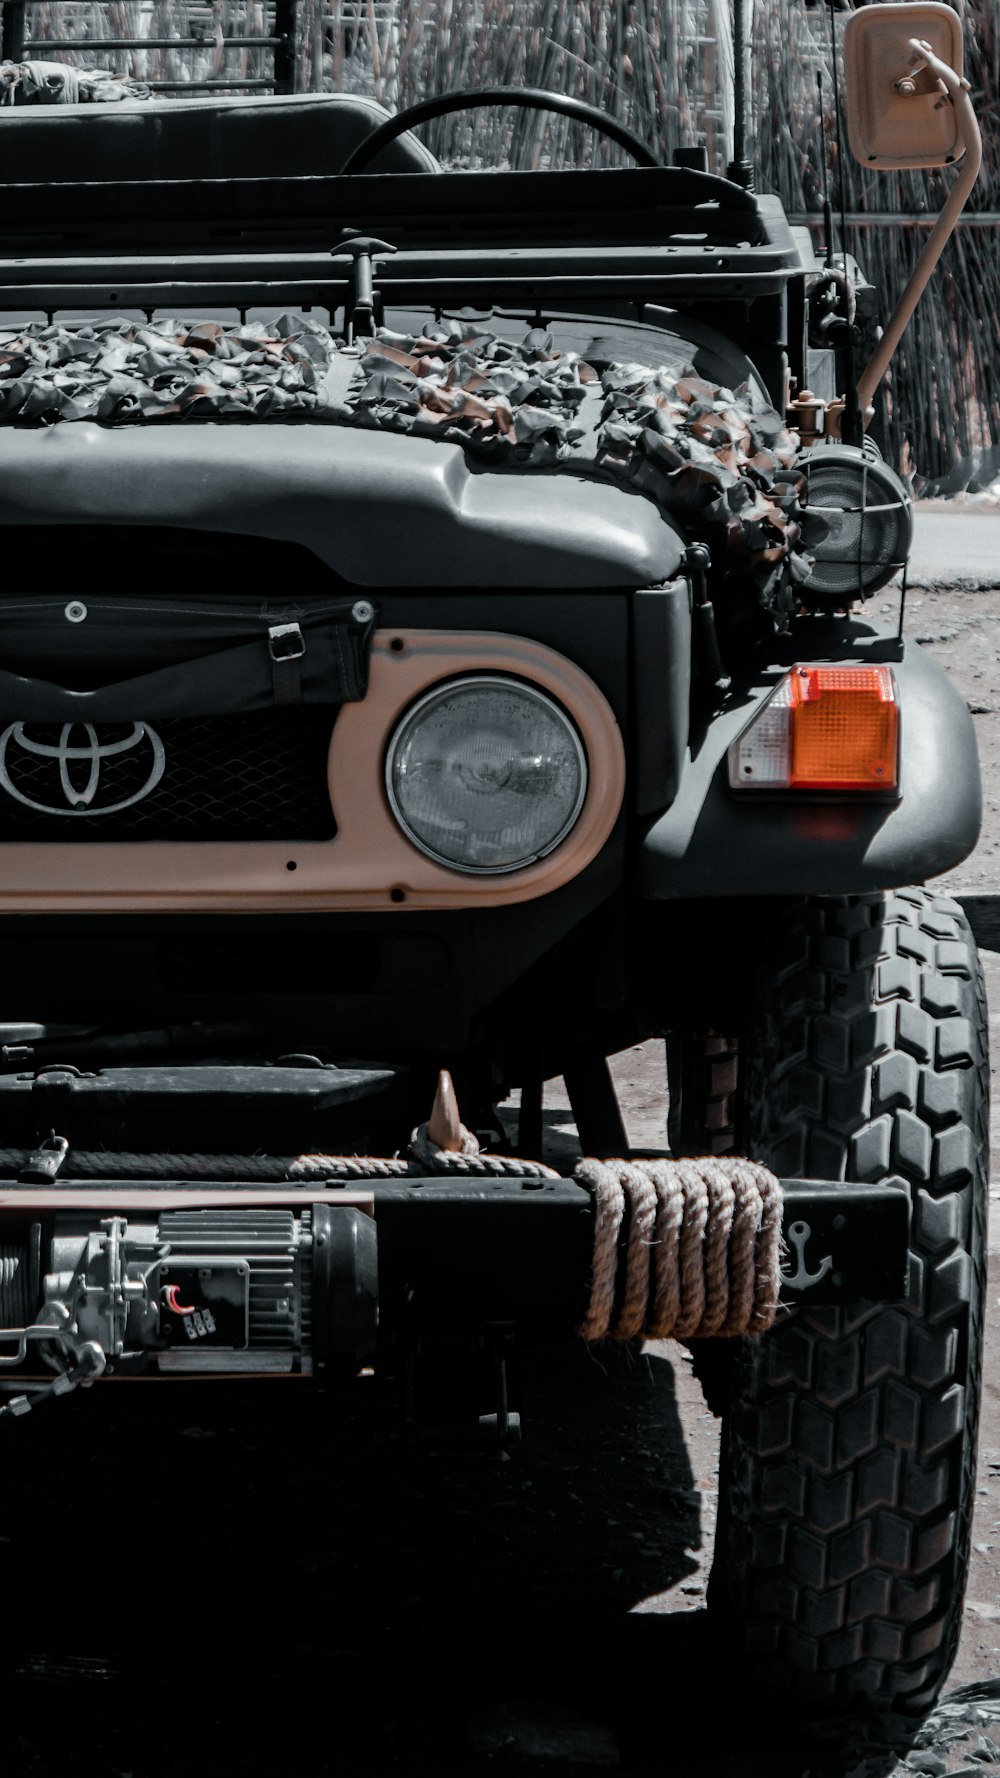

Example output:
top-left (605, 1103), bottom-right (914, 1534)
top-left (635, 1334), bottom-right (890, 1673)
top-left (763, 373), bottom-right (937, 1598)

top-left (385, 673), bottom-right (588, 875)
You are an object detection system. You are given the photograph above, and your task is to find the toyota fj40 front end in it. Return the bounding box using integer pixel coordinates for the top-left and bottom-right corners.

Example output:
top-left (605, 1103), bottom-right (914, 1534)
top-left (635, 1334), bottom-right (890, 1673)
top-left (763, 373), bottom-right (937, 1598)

top-left (0, 1), bottom-right (988, 1725)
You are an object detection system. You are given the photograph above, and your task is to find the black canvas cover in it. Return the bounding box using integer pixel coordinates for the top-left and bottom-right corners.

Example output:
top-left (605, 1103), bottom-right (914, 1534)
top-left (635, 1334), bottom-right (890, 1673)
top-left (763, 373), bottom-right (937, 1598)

top-left (0, 595), bottom-right (374, 721)
top-left (0, 92), bottom-right (440, 183)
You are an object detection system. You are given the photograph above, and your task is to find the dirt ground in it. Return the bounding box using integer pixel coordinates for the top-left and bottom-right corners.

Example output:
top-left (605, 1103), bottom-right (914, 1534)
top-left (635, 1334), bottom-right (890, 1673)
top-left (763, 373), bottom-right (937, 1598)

top-left (3, 572), bottom-right (1000, 1776)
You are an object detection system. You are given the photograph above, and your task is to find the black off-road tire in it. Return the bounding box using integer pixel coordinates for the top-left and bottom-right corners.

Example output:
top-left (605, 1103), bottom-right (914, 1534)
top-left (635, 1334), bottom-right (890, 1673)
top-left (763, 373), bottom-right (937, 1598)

top-left (713, 888), bottom-right (988, 1723)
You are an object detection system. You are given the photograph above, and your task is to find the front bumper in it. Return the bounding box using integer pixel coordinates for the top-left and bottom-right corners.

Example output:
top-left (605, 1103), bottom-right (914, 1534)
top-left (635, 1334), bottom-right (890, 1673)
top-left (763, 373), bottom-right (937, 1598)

top-left (0, 1172), bottom-right (911, 1385)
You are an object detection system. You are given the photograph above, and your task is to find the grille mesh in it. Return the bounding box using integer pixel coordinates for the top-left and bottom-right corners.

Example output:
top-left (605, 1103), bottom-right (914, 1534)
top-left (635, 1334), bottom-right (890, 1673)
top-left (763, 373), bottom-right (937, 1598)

top-left (0, 711), bottom-right (336, 841)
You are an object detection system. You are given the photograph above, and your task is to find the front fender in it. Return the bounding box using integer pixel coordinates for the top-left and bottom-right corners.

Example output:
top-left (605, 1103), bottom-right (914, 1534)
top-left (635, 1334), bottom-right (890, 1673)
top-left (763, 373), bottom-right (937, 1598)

top-left (639, 620), bottom-right (981, 897)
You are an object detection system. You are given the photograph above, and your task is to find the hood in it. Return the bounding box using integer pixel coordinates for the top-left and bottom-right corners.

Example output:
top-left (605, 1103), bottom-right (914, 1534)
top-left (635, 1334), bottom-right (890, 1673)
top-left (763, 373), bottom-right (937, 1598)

top-left (0, 421), bottom-right (685, 589)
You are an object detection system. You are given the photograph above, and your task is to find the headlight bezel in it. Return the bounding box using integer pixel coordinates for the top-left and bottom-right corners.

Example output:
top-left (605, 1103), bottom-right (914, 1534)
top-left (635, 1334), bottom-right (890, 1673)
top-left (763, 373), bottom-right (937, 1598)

top-left (384, 671), bottom-right (589, 876)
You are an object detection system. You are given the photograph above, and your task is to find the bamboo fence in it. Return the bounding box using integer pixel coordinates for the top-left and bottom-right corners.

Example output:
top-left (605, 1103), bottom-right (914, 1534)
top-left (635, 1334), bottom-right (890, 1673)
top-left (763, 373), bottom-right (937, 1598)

top-left (6, 0), bottom-right (998, 483)
top-left (754, 1), bottom-right (999, 490)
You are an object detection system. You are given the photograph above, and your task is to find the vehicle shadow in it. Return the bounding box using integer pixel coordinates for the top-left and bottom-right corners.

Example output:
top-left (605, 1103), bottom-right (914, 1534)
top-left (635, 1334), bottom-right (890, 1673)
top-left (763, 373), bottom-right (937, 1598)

top-left (0, 1343), bottom-right (904, 1777)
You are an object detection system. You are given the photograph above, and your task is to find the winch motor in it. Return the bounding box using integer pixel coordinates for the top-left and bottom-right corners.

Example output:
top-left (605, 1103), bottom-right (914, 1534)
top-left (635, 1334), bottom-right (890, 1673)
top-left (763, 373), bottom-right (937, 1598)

top-left (0, 1205), bottom-right (378, 1384)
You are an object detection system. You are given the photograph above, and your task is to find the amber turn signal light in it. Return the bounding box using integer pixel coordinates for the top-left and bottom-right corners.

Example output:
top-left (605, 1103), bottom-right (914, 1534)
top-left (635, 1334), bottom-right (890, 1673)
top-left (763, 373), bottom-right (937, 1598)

top-left (729, 664), bottom-right (899, 793)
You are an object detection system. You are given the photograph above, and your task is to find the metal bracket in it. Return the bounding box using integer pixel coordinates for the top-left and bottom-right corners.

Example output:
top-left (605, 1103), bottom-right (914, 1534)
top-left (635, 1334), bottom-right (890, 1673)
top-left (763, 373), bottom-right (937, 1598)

top-left (778, 1181), bottom-right (910, 1303)
top-left (268, 621), bottom-right (305, 661)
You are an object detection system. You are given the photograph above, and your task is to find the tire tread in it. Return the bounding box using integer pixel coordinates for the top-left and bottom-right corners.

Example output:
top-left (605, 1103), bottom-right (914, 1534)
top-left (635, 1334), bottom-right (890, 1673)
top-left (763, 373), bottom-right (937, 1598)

top-left (718, 889), bottom-right (988, 1721)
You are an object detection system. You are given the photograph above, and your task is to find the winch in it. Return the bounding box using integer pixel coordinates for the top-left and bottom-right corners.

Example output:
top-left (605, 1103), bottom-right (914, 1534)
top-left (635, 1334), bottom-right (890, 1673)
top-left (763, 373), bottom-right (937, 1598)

top-left (0, 1203), bottom-right (378, 1391)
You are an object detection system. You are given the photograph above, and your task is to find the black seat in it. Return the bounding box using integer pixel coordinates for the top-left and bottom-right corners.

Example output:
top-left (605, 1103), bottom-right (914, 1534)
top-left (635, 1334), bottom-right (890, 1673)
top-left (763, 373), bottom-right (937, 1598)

top-left (0, 90), bottom-right (440, 181)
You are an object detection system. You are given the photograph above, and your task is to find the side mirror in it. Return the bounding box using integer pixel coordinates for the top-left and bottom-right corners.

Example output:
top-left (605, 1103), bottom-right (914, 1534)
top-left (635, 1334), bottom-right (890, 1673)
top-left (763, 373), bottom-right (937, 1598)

top-left (843, 1), bottom-right (965, 169)
top-left (837, 2), bottom-right (981, 414)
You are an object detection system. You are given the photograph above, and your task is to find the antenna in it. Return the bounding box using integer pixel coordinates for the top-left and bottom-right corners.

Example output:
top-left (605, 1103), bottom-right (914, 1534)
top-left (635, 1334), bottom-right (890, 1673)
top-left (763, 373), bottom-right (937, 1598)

top-left (825, 0), bottom-right (862, 447)
top-left (817, 70), bottom-right (834, 270)
top-left (727, 0), bottom-right (754, 189)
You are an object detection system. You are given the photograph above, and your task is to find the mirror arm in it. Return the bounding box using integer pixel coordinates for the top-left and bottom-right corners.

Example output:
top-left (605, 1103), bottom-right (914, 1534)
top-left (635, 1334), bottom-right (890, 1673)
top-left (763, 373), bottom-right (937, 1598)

top-left (857, 38), bottom-right (982, 415)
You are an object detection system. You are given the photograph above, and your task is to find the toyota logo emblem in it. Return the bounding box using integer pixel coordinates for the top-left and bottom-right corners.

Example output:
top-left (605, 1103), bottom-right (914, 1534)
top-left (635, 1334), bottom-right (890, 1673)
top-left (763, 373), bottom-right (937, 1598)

top-left (0, 721), bottom-right (166, 816)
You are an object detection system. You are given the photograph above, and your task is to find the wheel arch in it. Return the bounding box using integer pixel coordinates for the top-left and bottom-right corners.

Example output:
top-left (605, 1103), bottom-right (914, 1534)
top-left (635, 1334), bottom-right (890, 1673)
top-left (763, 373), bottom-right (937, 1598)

top-left (639, 623), bottom-right (981, 898)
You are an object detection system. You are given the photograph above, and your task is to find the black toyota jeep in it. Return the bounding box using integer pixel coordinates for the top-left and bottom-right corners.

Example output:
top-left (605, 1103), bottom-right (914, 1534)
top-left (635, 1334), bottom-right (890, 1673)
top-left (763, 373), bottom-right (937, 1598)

top-left (0, 0), bottom-right (987, 1724)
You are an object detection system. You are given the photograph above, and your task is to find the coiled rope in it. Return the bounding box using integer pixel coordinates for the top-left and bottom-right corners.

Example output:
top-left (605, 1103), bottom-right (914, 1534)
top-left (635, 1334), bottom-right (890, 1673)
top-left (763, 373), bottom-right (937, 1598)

top-left (0, 1129), bottom-right (559, 1184)
top-left (577, 1157), bottom-right (783, 1342)
top-left (0, 1147), bottom-right (408, 1182)
top-left (406, 1120), bottom-right (559, 1180)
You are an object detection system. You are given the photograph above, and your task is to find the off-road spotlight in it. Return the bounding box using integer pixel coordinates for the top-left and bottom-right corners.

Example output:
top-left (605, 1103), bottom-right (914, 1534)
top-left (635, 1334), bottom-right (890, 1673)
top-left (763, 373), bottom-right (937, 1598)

top-left (386, 675), bottom-right (587, 873)
top-left (798, 445), bottom-right (912, 608)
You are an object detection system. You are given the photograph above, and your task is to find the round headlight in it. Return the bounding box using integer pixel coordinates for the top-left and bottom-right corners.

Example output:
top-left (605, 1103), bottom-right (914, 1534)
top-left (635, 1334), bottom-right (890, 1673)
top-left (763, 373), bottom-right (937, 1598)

top-left (798, 445), bottom-right (912, 608)
top-left (386, 675), bottom-right (588, 875)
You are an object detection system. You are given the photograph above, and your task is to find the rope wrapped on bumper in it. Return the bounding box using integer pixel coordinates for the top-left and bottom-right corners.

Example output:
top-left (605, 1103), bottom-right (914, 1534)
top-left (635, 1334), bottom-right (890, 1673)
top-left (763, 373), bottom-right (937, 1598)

top-left (577, 1157), bottom-right (783, 1342)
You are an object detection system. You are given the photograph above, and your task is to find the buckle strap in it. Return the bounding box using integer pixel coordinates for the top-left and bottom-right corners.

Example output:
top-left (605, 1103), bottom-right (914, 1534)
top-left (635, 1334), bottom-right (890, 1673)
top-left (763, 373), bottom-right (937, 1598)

top-left (268, 622), bottom-right (305, 706)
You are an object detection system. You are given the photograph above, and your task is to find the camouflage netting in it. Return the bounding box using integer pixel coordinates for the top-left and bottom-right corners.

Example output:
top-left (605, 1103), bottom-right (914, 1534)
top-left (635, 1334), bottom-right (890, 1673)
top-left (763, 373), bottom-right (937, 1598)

top-left (0, 60), bottom-right (151, 103)
top-left (0, 313), bottom-right (811, 615)
top-left (0, 316), bottom-right (333, 423)
top-left (354, 321), bottom-right (811, 615)
top-left (595, 363), bottom-right (809, 610)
